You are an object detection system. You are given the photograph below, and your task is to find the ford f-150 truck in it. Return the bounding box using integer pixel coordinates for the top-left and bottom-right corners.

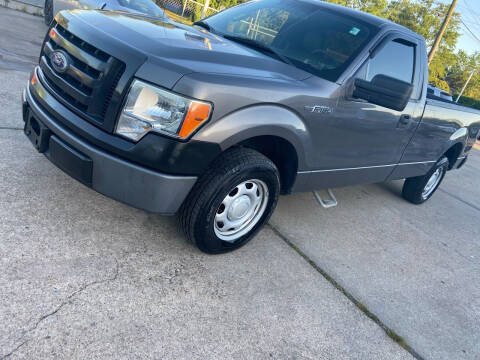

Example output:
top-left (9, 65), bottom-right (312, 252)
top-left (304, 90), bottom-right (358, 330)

top-left (23, 0), bottom-right (480, 253)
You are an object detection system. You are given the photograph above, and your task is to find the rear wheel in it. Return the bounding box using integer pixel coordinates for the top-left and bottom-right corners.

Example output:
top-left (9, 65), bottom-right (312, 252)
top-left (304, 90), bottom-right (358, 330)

top-left (402, 157), bottom-right (449, 204)
top-left (44, 0), bottom-right (54, 25)
top-left (180, 147), bottom-right (280, 254)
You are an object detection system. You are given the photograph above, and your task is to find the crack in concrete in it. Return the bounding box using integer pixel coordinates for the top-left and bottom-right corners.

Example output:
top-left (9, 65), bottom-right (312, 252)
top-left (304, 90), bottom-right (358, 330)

top-left (267, 223), bottom-right (425, 360)
top-left (438, 188), bottom-right (480, 213)
top-left (0, 257), bottom-right (119, 360)
top-left (0, 127), bottom-right (23, 131)
top-left (0, 340), bottom-right (28, 360)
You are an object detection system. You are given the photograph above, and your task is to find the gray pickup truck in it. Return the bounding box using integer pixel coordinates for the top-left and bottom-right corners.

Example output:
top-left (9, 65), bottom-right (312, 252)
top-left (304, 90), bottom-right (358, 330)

top-left (23, 0), bottom-right (480, 253)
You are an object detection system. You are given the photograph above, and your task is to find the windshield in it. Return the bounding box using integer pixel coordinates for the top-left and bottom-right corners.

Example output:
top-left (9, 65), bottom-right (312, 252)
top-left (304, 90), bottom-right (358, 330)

top-left (203, 0), bottom-right (378, 82)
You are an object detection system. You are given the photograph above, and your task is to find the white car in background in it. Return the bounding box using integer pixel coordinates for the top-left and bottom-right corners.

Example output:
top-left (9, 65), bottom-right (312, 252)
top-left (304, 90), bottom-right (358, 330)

top-left (427, 85), bottom-right (454, 102)
top-left (44, 0), bottom-right (167, 25)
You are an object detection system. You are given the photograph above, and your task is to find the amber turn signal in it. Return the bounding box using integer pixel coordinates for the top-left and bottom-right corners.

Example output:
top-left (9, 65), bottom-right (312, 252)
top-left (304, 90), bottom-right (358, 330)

top-left (179, 102), bottom-right (212, 139)
top-left (31, 71), bottom-right (38, 86)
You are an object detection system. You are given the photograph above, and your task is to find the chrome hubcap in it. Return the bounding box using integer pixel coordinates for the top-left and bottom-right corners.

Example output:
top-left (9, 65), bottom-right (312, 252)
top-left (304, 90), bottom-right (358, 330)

top-left (214, 179), bottom-right (269, 243)
top-left (422, 168), bottom-right (443, 199)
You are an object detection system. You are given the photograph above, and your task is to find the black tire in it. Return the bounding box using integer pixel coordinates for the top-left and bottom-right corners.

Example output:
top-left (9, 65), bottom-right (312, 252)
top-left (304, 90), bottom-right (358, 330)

top-left (44, 0), bottom-right (54, 26)
top-left (402, 157), bottom-right (449, 204)
top-left (180, 147), bottom-right (280, 254)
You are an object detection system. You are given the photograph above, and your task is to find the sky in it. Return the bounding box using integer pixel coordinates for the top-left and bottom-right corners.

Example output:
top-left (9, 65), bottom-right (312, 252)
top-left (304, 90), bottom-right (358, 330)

top-left (438, 0), bottom-right (480, 55)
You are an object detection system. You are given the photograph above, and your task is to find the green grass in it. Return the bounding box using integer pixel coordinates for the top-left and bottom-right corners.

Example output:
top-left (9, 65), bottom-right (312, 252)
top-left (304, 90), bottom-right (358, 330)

top-left (164, 9), bottom-right (192, 24)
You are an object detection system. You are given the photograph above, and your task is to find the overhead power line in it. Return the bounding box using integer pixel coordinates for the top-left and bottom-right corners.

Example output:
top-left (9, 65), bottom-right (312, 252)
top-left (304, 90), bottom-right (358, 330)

top-left (461, 0), bottom-right (480, 27)
top-left (430, 0), bottom-right (480, 49)
top-left (457, 7), bottom-right (480, 32)
top-left (460, 19), bottom-right (480, 44)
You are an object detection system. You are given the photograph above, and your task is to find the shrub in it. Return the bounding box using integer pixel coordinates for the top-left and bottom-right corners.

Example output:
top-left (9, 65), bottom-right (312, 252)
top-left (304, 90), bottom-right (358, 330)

top-left (455, 95), bottom-right (480, 110)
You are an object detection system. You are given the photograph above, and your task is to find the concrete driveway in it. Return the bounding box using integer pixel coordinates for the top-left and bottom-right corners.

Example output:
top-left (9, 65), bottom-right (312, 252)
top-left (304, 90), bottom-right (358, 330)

top-left (0, 7), bottom-right (479, 360)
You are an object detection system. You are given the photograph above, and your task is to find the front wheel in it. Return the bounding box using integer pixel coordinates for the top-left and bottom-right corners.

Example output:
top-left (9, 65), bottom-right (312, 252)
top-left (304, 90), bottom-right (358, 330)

top-left (402, 157), bottom-right (449, 204)
top-left (180, 147), bottom-right (280, 254)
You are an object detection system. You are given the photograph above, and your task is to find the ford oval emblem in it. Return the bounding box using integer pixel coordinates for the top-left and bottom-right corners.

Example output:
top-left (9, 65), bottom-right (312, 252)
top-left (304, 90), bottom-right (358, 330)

top-left (50, 50), bottom-right (70, 73)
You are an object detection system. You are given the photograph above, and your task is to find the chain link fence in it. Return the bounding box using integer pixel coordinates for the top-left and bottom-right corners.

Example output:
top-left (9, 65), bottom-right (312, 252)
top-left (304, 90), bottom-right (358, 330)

top-left (156, 0), bottom-right (219, 22)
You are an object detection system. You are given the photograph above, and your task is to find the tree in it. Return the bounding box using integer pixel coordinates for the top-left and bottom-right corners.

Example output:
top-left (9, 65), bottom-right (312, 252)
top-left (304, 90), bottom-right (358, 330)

top-left (327, 0), bottom-right (389, 17)
top-left (180, 0), bottom-right (478, 100)
top-left (186, 0), bottom-right (247, 21)
top-left (387, 0), bottom-right (461, 92)
top-left (447, 51), bottom-right (480, 99)
top-left (327, 0), bottom-right (463, 93)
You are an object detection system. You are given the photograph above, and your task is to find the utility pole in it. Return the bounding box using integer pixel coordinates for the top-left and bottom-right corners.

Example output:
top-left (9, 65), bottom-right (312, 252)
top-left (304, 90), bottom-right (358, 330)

top-left (201, 0), bottom-right (210, 19)
top-left (428, 0), bottom-right (458, 65)
top-left (455, 68), bottom-right (476, 103)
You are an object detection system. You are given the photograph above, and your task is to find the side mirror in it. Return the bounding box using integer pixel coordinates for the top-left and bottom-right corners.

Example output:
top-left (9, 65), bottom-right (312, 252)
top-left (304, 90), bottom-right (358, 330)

top-left (352, 74), bottom-right (413, 111)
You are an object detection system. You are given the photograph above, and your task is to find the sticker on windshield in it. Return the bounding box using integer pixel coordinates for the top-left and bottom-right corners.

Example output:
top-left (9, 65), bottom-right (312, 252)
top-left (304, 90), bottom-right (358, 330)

top-left (349, 27), bottom-right (361, 36)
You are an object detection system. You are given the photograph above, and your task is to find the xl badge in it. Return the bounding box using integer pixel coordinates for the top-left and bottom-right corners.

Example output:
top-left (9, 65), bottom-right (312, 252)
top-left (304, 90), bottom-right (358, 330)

top-left (50, 50), bottom-right (70, 73)
top-left (304, 105), bottom-right (333, 114)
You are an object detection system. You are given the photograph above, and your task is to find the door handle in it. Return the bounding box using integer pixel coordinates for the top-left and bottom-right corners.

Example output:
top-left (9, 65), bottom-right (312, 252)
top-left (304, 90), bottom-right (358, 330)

top-left (398, 114), bottom-right (411, 126)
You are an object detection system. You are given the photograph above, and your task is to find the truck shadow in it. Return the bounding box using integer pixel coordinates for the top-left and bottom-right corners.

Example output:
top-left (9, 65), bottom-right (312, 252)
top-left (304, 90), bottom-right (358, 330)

top-left (376, 181), bottom-right (403, 197)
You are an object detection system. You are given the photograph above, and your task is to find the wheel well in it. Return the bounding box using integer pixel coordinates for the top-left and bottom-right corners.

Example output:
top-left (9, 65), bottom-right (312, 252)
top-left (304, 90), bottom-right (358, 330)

top-left (444, 143), bottom-right (463, 170)
top-left (238, 136), bottom-right (298, 194)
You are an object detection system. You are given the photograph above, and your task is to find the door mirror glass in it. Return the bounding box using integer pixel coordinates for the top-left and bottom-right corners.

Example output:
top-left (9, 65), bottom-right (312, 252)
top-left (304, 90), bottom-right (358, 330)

top-left (352, 74), bottom-right (413, 111)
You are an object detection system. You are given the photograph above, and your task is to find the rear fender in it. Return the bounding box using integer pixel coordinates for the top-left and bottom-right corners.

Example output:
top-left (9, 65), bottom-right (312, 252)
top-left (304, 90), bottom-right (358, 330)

top-left (445, 128), bottom-right (468, 159)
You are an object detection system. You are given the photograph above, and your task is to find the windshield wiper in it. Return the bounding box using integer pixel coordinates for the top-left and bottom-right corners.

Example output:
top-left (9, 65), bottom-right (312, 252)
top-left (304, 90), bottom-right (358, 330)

top-left (194, 21), bottom-right (214, 33)
top-left (222, 35), bottom-right (294, 66)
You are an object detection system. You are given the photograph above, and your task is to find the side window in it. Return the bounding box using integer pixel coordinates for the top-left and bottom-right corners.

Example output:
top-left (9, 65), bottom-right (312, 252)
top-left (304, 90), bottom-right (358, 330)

top-left (366, 39), bottom-right (415, 84)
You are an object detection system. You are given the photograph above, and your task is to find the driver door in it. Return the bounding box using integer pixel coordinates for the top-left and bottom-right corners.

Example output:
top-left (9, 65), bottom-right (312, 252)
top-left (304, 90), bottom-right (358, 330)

top-left (305, 34), bottom-right (424, 189)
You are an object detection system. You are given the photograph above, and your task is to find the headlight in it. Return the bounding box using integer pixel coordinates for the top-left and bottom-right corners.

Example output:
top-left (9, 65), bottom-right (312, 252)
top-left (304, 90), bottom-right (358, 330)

top-left (115, 80), bottom-right (212, 141)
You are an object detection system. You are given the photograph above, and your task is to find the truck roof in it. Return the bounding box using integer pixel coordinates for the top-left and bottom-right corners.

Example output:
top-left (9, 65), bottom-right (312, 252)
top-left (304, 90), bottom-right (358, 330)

top-left (300, 0), bottom-right (424, 41)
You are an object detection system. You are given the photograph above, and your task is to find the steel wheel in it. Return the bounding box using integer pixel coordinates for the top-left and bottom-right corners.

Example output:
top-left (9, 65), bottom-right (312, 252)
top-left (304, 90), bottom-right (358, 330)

top-left (402, 157), bottom-right (449, 205)
top-left (422, 168), bottom-right (443, 199)
top-left (214, 179), bottom-right (269, 243)
top-left (180, 147), bottom-right (280, 254)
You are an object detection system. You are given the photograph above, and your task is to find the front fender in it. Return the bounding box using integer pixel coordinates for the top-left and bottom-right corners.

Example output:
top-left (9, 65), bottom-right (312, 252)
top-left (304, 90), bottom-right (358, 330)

top-left (193, 105), bottom-right (311, 168)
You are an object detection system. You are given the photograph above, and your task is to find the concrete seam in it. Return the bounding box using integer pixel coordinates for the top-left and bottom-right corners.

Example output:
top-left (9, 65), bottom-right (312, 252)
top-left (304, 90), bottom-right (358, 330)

top-left (267, 223), bottom-right (426, 360)
top-left (438, 188), bottom-right (480, 212)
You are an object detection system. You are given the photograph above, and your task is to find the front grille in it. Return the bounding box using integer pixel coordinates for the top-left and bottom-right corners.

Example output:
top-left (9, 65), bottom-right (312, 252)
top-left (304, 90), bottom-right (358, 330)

top-left (38, 22), bottom-right (125, 131)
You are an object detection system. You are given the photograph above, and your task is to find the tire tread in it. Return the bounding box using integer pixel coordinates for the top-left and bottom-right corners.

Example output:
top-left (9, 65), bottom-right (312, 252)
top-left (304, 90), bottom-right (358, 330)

top-left (179, 147), bottom-right (279, 251)
top-left (402, 157), bottom-right (449, 204)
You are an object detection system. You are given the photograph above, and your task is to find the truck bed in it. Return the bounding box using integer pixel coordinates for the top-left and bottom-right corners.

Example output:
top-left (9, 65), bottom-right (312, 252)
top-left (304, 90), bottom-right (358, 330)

top-left (426, 94), bottom-right (480, 116)
top-left (418, 96), bottom-right (480, 160)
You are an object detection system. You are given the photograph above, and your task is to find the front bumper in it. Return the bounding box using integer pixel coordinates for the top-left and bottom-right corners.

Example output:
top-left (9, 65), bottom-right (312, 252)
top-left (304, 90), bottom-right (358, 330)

top-left (23, 79), bottom-right (197, 215)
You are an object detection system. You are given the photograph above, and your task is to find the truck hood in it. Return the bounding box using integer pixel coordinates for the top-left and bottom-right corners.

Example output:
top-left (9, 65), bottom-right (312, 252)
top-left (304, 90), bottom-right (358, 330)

top-left (65, 10), bottom-right (311, 82)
